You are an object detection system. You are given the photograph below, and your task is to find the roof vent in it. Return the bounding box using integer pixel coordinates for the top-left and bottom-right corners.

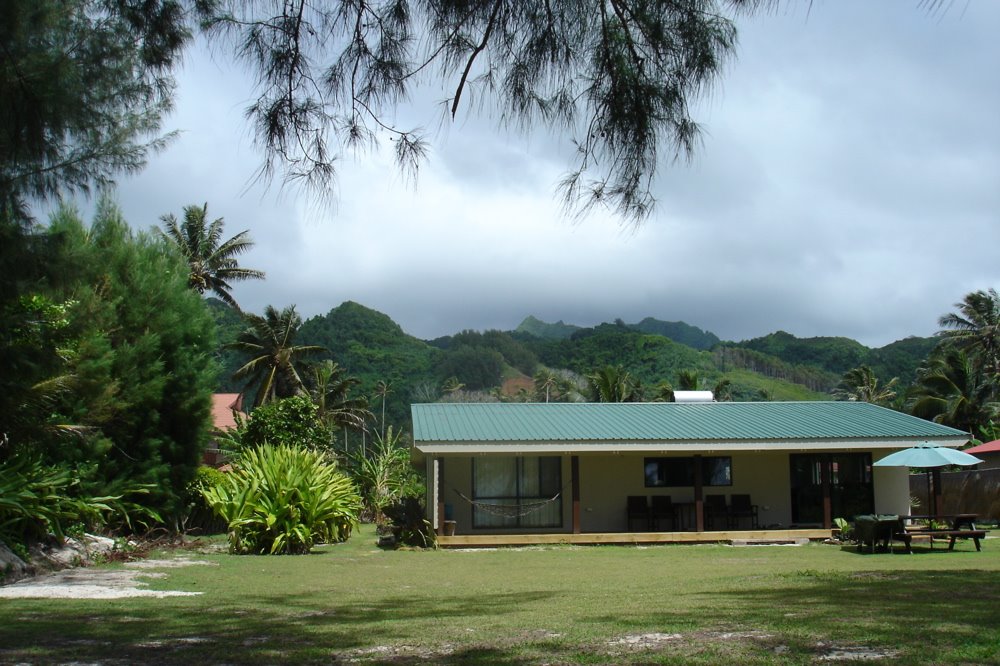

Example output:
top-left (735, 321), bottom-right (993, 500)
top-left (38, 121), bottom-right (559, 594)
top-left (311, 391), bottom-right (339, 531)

top-left (673, 390), bottom-right (715, 403)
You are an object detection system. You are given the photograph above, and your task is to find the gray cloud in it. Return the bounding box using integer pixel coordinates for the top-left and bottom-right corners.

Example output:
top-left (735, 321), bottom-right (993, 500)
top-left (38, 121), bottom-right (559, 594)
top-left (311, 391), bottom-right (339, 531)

top-left (82, 2), bottom-right (1000, 350)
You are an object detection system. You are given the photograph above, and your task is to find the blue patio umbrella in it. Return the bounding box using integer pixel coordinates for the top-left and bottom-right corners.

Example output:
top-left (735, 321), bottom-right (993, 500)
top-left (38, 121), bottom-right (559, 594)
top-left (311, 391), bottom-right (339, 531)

top-left (873, 443), bottom-right (982, 516)
top-left (873, 444), bottom-right (983, 468)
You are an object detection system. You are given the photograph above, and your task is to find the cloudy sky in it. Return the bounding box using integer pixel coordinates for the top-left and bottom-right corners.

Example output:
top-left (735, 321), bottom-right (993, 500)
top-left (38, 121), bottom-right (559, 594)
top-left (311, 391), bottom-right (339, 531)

top-left (93, 1), bottom-right (999, 347)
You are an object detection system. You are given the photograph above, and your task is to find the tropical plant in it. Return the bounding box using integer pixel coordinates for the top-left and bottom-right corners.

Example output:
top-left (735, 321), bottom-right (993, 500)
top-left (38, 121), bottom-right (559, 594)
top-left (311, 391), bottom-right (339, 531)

top-left (441, 377), bottom-right (465, 395)
top-left (713, 378), bottom-right (734, 402)
top-left (587, 365), bottom-right (644, 402)
top-left (534, 369), bottom-right (559, 403)
top-left (241, 396), bottom-right (335, 455)
top-left (0, 454), bottom-right (159, 544)
top-left (677, 369), bottom-right (700, 391)
top-left (311, 360), bottom-right (372, 446)
top-left (202, 444), bottom-right (362, 555)
top-left (349, 426), bottom-right (423, 525)
top-left (181, 465), bottom-right (227, 534)
top-left (374, 380), bottom-right (393, 440)
top-left (652, 381), bottom-right (675, 402)
top-left (35, 203), bottom-right (216, 522)
top-left (833, 365), bottom-right (899, 405)
top-left (230, 305), bottom-right (326, 407)
top-left (381, 497), bottom-right (435, 549)
top-left (907, 347), bottom-right (998, 434)
top-left (156, 203), bottom-right (265, 310)
top-left (938, 288), bottom-right (1000, 377)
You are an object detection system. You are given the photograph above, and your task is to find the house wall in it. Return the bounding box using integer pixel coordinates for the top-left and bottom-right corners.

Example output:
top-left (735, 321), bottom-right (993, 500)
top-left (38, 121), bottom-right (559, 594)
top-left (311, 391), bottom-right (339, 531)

top-left (427, 450), bottom-right (910, 534)
top-left (578, 452), bottom-right (793, 531)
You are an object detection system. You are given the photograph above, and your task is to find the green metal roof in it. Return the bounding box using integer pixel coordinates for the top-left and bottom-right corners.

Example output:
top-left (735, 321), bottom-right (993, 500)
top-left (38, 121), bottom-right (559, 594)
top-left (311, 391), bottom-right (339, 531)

top-left (411, 402), bottom-right (967, 447)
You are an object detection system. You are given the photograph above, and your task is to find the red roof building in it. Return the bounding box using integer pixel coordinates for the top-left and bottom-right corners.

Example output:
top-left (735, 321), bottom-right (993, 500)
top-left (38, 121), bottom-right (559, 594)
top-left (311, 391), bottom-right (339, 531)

top-left (204, 393), bottom-right (244, 466)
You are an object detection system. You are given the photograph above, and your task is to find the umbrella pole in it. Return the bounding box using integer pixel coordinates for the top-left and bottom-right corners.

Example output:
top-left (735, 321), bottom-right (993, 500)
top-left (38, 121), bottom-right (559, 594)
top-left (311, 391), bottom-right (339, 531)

top-left (925, 470), bottom-right (934, 517)
top-left (932, 467), bottom-right (943, 519)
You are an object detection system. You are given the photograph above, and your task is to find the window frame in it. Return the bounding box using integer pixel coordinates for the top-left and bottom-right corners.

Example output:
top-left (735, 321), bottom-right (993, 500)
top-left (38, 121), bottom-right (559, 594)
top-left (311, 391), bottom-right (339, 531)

top-left (471, 456), bottom-right (563, 529)
top-left (643, 456), bottom-right (733, 488)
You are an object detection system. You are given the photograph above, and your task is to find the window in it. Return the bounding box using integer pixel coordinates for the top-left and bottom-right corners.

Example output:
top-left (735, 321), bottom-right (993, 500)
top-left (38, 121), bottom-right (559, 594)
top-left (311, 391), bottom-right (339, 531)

top-left (472, 457), bottom-right (562, 528)
top-left (644, 456), bottom-right (732, 487)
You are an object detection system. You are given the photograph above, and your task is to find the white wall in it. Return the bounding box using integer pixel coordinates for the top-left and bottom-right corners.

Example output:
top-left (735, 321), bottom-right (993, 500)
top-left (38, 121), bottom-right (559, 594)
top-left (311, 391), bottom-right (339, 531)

top-left (873, 466), bottom-right (912, 515)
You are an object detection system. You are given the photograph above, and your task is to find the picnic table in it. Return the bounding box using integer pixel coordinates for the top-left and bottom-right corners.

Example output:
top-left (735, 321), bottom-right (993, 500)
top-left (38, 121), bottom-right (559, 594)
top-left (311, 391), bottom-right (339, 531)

top-left (904, 514), bottom-right (986, 551)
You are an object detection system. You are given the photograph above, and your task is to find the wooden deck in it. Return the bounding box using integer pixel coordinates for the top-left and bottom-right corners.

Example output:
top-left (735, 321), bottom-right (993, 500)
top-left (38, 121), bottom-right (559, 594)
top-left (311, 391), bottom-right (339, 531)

top-left (437, 528), bottom-right (831, 548)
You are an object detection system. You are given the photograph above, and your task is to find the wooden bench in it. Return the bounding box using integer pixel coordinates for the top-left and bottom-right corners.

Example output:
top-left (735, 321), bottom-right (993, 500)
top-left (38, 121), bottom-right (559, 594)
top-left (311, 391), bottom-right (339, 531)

top-left (920, 529), bottom-right (987, 551)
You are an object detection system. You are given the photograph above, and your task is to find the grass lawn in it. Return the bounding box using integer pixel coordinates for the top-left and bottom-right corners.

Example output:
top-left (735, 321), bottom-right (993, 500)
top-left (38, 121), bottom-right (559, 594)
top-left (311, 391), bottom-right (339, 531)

top-left (2, 526), bottom-right (999, 665)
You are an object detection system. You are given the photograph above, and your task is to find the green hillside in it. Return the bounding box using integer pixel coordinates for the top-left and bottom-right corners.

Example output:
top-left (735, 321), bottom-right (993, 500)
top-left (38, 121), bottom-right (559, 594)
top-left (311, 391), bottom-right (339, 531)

top-left (730, 330), bottom-right (936, 389)
top-left (516, 315), bottom-right (581, 339)
top-left (213, 303), bottom-right (931, 430)
top-left (630, 317), bottom-right (720, 350)
top-left (298, 301), bottom-right (440, 426)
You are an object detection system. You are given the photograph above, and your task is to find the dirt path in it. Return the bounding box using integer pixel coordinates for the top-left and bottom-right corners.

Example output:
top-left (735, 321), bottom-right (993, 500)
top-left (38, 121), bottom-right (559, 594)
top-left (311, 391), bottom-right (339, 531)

top-left (0, 558), bottom-right (214, 599)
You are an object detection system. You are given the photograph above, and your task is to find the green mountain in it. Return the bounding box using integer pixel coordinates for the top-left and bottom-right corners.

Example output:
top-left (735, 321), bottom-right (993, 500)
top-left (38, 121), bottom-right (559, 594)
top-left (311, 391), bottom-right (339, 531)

top-left (730, 330), bottom-right (937, 388)
top-left (212, 301), bottom-right (937, 431)
top-left (298, 301), bottom-right (440, 427)
top-left (630, 317), bottom-right (720, 350)
top-left (516, 315), bottom-right (581, 340)
top-left (532, 322), bottom-right (829, 401)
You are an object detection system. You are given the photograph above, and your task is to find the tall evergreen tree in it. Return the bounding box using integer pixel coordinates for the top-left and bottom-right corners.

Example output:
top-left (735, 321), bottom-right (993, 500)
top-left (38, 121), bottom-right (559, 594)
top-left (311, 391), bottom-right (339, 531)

top-left (37, 201), bottom-right (217, 519)
top-left (0, 0), bottom-right (188, 215)
top-left (197, 0), bottom-right (754, 222)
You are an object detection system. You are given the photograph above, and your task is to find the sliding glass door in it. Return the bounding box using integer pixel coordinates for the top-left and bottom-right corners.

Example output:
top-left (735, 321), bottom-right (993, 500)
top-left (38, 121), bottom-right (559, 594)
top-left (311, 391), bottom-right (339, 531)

top-left (789, 453), bottom-right (873, 525)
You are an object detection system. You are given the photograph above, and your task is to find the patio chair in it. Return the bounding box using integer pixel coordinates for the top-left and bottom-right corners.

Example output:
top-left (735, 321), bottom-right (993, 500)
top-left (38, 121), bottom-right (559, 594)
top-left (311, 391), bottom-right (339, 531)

top-left (626, 495), bottom-right (651, 531)
top-left (704, 494), bottom-right (729, 531)
top-left (729, 494), bottom-right (759, 529)
top-left (650, 495), bottom-right (675, 531)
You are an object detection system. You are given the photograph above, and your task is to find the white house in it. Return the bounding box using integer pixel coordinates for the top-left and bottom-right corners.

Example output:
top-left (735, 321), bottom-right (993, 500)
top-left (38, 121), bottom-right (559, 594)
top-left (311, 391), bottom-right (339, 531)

top-left (411, 401), bottom-right (968, 546)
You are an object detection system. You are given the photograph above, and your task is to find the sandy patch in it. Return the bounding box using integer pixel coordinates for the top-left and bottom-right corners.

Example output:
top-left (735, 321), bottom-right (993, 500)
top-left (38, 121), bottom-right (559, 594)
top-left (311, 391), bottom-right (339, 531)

top-left (0, 558), bottom-right (214, 599)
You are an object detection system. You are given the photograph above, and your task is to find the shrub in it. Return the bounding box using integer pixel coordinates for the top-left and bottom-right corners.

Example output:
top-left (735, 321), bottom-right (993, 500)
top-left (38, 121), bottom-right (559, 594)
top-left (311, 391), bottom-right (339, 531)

top-left (0, 454), bottom-right (155, 543)
top-left (349, 426), bottom-right (423, 525)
top-left (203, 444), bottom-right (361, 554)
top-left (181, 466), bottom-right (228, 534)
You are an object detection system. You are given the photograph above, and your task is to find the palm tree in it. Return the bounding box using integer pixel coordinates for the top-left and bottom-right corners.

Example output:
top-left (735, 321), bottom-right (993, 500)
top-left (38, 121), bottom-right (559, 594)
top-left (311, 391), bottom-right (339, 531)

top-left (157, 203), bottom-right (265, 310)
top-left (938, 288), bottom-right (1000, 378)
top-left (587, 365), bottom-right (644, 402)
top-left (712, 378), bottom-right (734, 402)
top-left (907, 347), bottom-right (998, 434)
top-left (229, 305), bottom-right (326, 408)
top-left (534, 369), bottom-right (559, 402)
top-left (374, 380), bottom-right (393, 439)
top-left (676, 369), bottom-right (700, 391)
top-left (833, 365), bottom-right (898, 405)
top-left (651, 381), bottom-right (674, 402)
top-left (311, 360), bottom-right (372, 437)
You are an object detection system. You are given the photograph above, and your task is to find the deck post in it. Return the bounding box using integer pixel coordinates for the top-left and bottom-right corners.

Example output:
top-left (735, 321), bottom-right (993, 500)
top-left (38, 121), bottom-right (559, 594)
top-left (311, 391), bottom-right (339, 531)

top-left (436, 457), bottom-right (445, 537)
top-left (694, 454), bottom-right (704, 532)
top-left (571, 456), bottom-right (581, 534)
top-left (821, 455), bottom-right (832, 529)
